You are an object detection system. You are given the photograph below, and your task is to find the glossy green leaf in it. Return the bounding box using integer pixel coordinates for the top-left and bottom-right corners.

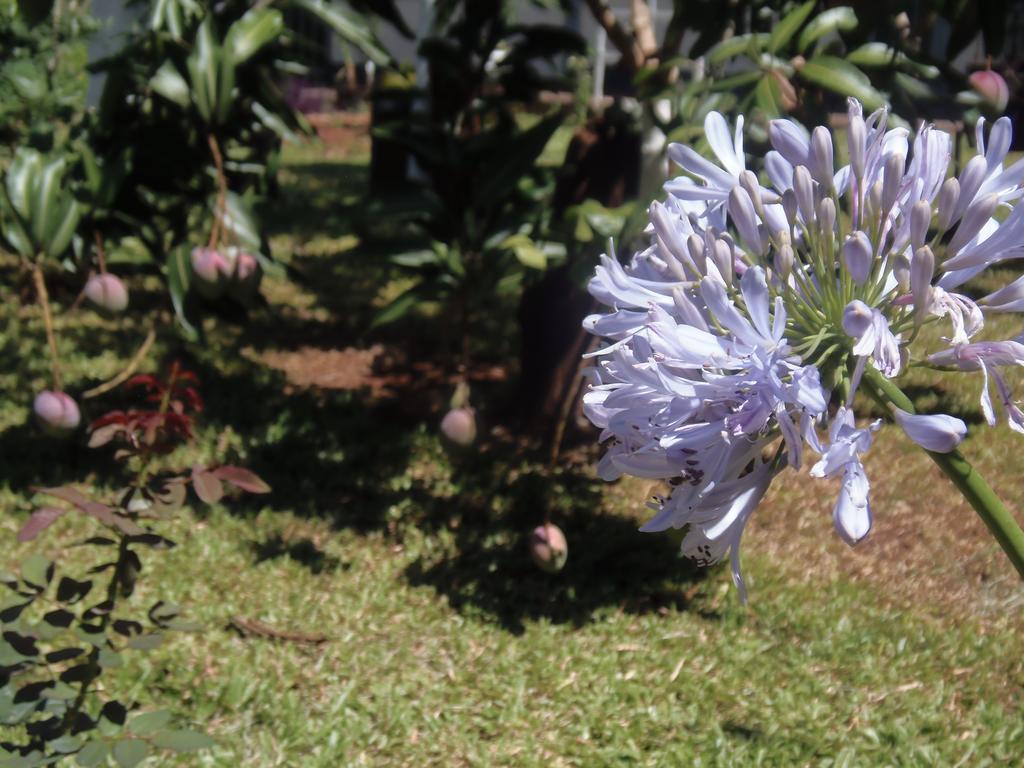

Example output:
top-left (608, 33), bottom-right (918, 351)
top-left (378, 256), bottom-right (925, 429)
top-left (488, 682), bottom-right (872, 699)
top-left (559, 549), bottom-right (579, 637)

top-left (291, 0), bottom-right (391, 66)
top-left (799, 56), bottom-right (886, 111)
top-left (150, 62), bottom-right (190, 108)
top-left (797, 7), bottom-right (857, 53)
top-left (768, 0), bottom-right (815, 54)
top-left (706, 33), bottom-right (769, 65)
top-left (187, 18), bottom-right (218, 122)
top-left (225, 8), bottom-right (284, 65)
top-left (166, 245), bottom-right (199, 341)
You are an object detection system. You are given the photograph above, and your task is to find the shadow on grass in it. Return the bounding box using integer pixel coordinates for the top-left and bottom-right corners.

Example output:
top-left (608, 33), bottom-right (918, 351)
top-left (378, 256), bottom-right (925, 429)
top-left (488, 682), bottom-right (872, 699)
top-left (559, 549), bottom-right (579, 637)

top-left (405, 509), bottom-right (708, 635)
top-left (251, 534), bottom-right (346, 575)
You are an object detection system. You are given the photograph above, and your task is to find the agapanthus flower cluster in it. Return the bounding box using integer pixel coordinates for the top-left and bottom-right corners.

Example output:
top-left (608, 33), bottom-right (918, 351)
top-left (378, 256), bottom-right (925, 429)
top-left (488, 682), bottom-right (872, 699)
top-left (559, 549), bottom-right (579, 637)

top-left (583, 99), bottom-right (1024, 599)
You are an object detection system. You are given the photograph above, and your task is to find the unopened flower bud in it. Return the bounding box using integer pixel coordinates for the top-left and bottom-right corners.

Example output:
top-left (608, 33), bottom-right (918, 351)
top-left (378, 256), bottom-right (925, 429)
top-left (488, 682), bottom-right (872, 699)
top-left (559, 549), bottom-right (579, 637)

top-left (882, 153), bottom-right (905, 215)
top-left (793, 166), bottom-right (816, 224)
top-left (911, 246), bottom-right (935, 323)
top-left (728, 187), bottom-right (763, 255)
top-left (893, 252), bottom-right (911, 291)
top-left (817, 197), bottom-right (836, 234)
top-left (686, 233), bottom-right (706, 273)
top-left (440, 407), bottom-right (476, 446)
top-left (774, 244), bottom-right (794, 280)
top-left (190, 247), bottom-right (229, 299)
top-left (910, 200), bottom-right (932, 251)
top-left (712, 238), bottom-right (734, 285)
top-left (842, 231), bottom-right (873, 284)
top-left (227, 250), bottom-right (262, 304)
top-left (969, 69), bottom-right (1010, 112)
top-left (847, 104), bottom-right (866, 181)
top-left (781, 189), bottom-right (798, 228)
top-left (33, 390), bottom-right (80, 433)
top-left (867, 180), bottom-right (883, 221)
top-left (530, 523), bottom-right (568, 574)
top-left (809, 126), bottom-right (834, 188)
top-left (84, 273), bottom-right (129, 314)
top-left (842, 300), bottom-right (874, 339)
top-left (936, 178), bottom-right (960, 231)
top-left (893, 408), bottom-right (966, 453)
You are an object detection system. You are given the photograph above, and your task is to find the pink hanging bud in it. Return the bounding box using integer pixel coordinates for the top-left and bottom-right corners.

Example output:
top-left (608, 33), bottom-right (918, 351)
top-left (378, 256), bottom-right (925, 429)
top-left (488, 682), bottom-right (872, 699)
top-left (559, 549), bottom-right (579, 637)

top-left (969, 69), bottom-right (1009, 113)
top-left (440, 408), bottom-right (476, 446)
top-left (530, 523), bottom-right (568, 574)
top-left (227, 250), bottom-right (263, 304)
top-left (84, 273), bottom-right (129, 314)
top-left (33, 390), bottom-right (80, 433)
top-left (190, 247), bottom-right (229, 299)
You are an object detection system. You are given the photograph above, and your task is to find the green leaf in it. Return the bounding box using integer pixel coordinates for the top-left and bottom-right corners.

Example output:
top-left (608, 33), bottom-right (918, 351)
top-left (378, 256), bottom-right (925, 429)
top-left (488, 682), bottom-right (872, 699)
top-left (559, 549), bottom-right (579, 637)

top-left (768, 0), bottom-right (815, 54)
top-left (75, 742), bottom-right (108, 768)
top-left (20, 554), bottom-right (53, 589)
top-left (797, 7), bottom-right (858, 53)
top-left (846, 42), bottom-right (897, 68)
top-left (798, 56), bottom-right (886, 111)
top-left (151, 729), bottom-right (214, 752)
top-left (214, 48), bottom-right (237, 125)
top-left (150, 62), bottom-right (190, 108)
top-left (127, 633), bottom-right (164, 651)
top-left (291, 0), bottom-right (392, 66)
top-left (187, 18), bottom-right (218, 122)
top-left (501, 234), bottom-right (546, 270)
top-left (165, 245), bottom-right (198, 341)
top-left (112, 739), bottom-right (148, 768)
top-left (474, 114), bottom-right (562, 210)
top-left (706, 33), bottom-right (769, 66)
top-left (225, 8), bottom-right (284, 65)
top-left (130, 709), bottom-right (172, 736)
top-left (2, 60), bottom-right (47, 101)
top-left (372, 286), bottom-right (421, 328)
top-left (754, 74), bottom-right (782, 118)
top-left (218, 192), bottom-right (264, 254)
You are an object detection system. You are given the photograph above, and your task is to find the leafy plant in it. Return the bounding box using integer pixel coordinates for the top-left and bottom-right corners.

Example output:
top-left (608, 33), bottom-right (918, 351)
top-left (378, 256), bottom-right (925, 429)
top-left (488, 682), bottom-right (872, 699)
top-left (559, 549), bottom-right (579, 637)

top-left (366, 1), bottom-right (584, 368)
top-left (0, 364), bottom-right (269, 765)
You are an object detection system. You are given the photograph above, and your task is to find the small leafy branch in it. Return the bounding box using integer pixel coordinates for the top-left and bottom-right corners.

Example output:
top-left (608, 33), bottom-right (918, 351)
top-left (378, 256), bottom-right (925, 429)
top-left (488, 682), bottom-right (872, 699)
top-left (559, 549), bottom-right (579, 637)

top-left (1, 364), bottom-right (269, 767)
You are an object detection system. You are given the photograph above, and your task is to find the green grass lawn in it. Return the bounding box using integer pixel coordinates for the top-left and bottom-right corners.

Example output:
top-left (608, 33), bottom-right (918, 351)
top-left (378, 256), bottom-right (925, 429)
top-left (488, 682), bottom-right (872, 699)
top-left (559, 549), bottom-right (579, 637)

top-left (2, 141), bottom-right (1024, 766)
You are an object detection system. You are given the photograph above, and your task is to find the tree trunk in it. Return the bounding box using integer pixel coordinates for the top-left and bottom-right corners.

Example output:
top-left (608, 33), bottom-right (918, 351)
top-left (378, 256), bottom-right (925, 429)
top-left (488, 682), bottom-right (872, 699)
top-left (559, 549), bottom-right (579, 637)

top-left (515, 113), bottom-right (640, 442)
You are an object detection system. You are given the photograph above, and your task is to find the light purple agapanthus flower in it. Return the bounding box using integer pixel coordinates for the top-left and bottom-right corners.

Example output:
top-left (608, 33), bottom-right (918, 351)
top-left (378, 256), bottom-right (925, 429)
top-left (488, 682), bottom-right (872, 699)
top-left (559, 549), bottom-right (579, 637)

top-left (584, 99), bottom-right (1024, 599)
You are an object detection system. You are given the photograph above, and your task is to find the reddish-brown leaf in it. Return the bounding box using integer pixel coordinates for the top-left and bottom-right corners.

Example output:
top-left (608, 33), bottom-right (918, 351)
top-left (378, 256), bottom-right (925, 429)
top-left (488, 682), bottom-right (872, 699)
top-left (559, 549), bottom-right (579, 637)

top-left (88, 423), bottom-right (124, 448)
top-left (17, 508), bottom-right (66, 543)
top-left (191, 467), bottom-right (224, 504)
top-left (212, 466), bottom-right (271, 494)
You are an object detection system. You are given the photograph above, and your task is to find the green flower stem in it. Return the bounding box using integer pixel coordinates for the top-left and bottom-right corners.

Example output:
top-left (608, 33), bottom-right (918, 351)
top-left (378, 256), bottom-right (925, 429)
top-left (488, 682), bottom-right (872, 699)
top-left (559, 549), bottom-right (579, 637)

top-left (864, 367), bottom-right (1024, 580)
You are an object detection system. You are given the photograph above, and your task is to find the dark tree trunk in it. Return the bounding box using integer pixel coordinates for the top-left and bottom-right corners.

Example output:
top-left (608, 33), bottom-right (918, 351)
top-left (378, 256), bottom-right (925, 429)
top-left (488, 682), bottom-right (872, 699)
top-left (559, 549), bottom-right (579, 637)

top-left (516, 112), bottom-right (640, 442)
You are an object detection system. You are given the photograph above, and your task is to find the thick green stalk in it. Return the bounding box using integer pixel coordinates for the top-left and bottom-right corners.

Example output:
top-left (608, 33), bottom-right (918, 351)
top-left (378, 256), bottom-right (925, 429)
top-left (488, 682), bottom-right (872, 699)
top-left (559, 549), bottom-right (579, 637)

top-left (864, 367), bottom-right (1024, 579)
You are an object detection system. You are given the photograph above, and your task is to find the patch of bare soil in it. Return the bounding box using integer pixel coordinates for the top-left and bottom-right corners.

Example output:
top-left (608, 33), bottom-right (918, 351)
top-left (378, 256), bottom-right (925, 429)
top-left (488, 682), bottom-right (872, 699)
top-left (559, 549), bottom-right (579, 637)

top-left (305, 112), bottom-right (370, 158)
top-left (255, 344), bottom-right (506, 404)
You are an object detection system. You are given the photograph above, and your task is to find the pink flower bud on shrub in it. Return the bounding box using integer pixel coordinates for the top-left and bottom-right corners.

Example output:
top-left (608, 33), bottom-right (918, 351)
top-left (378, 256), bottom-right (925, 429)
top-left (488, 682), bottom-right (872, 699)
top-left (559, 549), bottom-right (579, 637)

top-left (190, 247), bottom-right (229, 299)
top-left (227, 250), bottom-right (262, 304)
top-left (440, 407), bottom-right (476, 446)
top-left (530, 523), bottom-right (568, 573)
top-left (33, 390), bottom-right (80, 433)
top-left (84, 273), bottom-right (129, 314)
top-left (969, 69), bottom-right (1009, 112)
